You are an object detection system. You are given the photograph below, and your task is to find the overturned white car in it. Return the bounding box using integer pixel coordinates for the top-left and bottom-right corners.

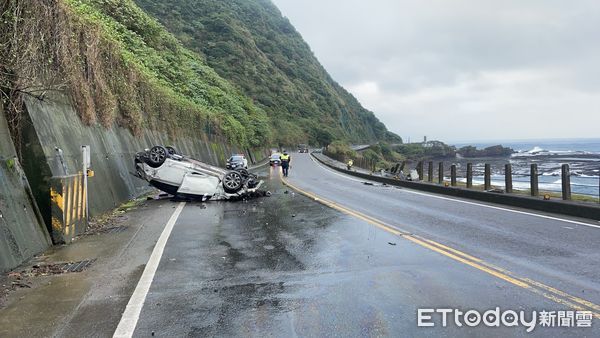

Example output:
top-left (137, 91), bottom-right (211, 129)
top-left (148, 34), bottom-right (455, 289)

top-left (134, 146), bottom-right (264, 200)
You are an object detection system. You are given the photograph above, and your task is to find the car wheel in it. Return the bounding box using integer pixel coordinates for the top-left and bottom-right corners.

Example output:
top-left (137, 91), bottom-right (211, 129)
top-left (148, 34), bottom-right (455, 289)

top-left (166, 146), bottom-right (179, 156)
top-left (235, 168), bottom-right (250, 178)
top-left (147, 146), bottom-right (168, 168)
top-left (223, 171), bottom-right (243, 193)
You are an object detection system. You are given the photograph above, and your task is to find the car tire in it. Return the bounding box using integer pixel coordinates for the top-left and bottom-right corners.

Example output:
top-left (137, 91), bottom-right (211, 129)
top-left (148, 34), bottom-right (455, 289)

top-left (166, 146), bottom-right (179, 156)
top-left (235, 168), bottom-right (250, 178)
top-left (147, 146), bottom-right (168, 168)
top-left (223, 171), bottom-right (243, 193)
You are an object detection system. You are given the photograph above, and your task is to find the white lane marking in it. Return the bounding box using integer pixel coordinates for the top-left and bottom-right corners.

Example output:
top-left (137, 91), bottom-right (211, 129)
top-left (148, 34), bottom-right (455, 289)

top-left (563, 226), bottom-right (575, 230)
top-left (309, 155), bottom-right (600, 230)
top-left (309, 156), bottom-right (368, 184)
top-left (113, 202), bottom-right (186, 338)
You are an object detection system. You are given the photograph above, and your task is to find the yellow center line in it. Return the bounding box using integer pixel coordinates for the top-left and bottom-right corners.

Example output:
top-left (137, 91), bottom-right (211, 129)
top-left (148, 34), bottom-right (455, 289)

top-left (280, 172), bottom-right (600, 317)
top-left (418, 237), bottom-right (483, 263)
top-left (522, 278), bottom-right (600, 313)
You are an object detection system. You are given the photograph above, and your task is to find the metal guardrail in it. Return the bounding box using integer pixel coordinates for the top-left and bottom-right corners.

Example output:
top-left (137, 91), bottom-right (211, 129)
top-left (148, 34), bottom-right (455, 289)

top-left (314, 153), bottom-right (600, 220)
top-left (322, 150), bottom-right (600, 203)
top-left (416, 160), bottom-right (599, 203)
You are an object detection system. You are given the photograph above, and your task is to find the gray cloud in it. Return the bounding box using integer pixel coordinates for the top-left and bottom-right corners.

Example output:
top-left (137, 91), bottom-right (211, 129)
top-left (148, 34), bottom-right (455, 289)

top-left (271, 0), bottom-right (600, 142)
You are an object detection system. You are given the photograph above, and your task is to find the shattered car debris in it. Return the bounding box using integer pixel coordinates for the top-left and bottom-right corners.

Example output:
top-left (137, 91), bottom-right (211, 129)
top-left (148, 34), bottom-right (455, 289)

top-left (134, 146), bottom-right (264, 200)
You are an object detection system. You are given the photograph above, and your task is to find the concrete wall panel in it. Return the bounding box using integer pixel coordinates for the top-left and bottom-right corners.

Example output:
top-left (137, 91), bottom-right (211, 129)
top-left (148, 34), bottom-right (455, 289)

top-left (0, 104), bottom-right (52, 272)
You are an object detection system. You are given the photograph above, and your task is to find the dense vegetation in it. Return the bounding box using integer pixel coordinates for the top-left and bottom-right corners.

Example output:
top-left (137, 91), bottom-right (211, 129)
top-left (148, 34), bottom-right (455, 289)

top-left (0, 0), bottom-right (273, 148)
top-left (134, 0), bottom-right (401, 146)
top-left (326, 140), bottom-right (514, 171)
top-left (325, 141), bottom-right (404, 171)
top-left (393, 141), bottom-right (457, 159)
top-left (2, 0), bottom-right (399, 151)
top-left (393, 142), bottom-right (514, 160)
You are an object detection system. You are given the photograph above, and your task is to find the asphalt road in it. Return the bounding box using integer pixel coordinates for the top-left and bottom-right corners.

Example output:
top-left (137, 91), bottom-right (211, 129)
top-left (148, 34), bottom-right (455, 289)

top-left (112, 153), bottom-right (600, 337)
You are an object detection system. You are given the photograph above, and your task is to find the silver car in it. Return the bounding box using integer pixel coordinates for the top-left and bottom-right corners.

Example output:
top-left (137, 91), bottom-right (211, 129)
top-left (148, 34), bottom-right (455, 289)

top-left (134, 146), bottom-right (263, 201)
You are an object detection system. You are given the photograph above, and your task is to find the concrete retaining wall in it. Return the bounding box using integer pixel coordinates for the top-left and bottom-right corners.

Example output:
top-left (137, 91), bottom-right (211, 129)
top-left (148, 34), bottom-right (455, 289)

top-left (20, 93), bottom-right (267, 242)
top-left (313, 153), bottom-right (600, 221)
top-left (0, 104), bottom-right (52, 272)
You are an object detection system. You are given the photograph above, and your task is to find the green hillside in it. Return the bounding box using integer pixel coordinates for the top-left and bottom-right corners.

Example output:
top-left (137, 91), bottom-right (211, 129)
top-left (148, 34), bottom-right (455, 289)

top-left (1, 0), bottom-right (399, 149)
top-left (135, 0), bottom-right (401, 145)
top-left (2, 0), bottom-right (269, 147)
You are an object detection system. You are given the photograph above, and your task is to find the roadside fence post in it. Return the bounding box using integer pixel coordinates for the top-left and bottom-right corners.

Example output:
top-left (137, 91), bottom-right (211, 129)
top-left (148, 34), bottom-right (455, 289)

top-left (417, 161), bottom-right (424, 180)
top-left (438, 162), bottom-right (444, 184)
top-left (428, 161), bottom-right (433, 182)
top-left (561, 164), bottom-right (571, 200)
top-left (530, 164), bottom-right (539, 196)
top-left (484, 164), bottom-right (491, 190)
top-left (466, 163), bottom-right (473, 188)
top-left (451, 165), bottom-right (457, 186)
top-left (505, 163), bottom-right (513, 193)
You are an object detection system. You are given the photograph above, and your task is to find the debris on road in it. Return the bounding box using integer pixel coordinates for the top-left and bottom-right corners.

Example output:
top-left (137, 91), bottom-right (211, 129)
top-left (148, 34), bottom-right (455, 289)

top-left (11, 281), bottom-right (31, 289)
top-left (388, 242), bottom-right (397, 246)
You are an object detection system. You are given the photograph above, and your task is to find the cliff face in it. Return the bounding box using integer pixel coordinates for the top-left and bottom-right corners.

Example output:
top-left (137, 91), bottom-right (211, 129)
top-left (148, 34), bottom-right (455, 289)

top-left (135, 0), bottom-right (401, 145)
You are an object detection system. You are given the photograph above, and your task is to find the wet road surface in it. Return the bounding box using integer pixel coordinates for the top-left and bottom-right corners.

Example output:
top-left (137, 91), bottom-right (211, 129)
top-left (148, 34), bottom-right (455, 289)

top-left (118, 155), bottom-right (600, 337)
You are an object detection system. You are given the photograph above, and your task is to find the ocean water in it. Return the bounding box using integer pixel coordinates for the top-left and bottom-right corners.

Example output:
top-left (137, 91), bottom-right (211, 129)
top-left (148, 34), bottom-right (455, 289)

top-left (450, 139), bottom-right (600, 198)
top-left (453, 138), bottom-right (600, 154)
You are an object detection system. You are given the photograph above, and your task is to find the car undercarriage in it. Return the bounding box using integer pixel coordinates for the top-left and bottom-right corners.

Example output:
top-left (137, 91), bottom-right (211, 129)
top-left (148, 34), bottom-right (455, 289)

top-left (134, 146), bottom-right (265, 201)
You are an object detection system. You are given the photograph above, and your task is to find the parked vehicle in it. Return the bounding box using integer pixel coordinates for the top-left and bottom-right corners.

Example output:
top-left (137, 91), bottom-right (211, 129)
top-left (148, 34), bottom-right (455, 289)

top-left (134, 146), bottom-right (262, 200)
top-left (298, 144), bottom-right (309, 153)
top-left (226, 155), bottom-right (248, 170)
top-left (270, 153), bottom-right (282, 166)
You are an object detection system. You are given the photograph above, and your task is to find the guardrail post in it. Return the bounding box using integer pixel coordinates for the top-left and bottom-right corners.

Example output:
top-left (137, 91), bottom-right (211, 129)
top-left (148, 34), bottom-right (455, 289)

top-left (561, 164), bottom-right (571, 200)
top-left (466, 163), bottom-right (473, 188)
top-left (505, 164), bottom-right (513, 193)
top-left (451, 165), bottom-right (457, 186)
top-left (438, 162), bottom-right (444, 184)
top-left (428, 161), bottom-right (433, 182)
top-left (484, 164), bottom-right (491, 190)
top-left (417, 161), bottom-right (424, 180)
top-left (530, 164), bottom-right (539, 196)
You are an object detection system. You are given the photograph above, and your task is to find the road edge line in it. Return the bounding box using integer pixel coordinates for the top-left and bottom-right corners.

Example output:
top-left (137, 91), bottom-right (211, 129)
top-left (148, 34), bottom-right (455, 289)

top-left (310, 153), bottom-right (600, 229)
top-left (113, 201), bottom-right (186, 338)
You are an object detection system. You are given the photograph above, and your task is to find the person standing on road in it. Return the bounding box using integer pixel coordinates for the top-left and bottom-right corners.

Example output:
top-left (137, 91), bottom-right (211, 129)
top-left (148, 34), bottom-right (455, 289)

top-left (347, 159), bottom-right (353, 170)
top-left (280, 151), bottom-right (291, 177)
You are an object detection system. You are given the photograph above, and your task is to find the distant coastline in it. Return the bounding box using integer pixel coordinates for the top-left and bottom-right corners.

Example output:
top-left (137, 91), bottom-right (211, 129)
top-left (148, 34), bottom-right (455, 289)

top-left (447, 138), bottom-right (600, 197)
top-left (451, 138), bottom-right (600, 154)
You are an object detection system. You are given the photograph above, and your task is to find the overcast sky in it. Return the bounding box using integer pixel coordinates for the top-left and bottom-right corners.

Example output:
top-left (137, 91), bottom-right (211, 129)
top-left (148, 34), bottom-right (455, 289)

top-left (271, 0), bottom-right (600, 143)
